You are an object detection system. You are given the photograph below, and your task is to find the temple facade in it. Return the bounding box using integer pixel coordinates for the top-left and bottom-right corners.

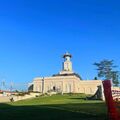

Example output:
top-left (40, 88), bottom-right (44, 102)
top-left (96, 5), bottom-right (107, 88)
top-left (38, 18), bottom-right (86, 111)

top-left (31, 52), bottom-right (103, 95)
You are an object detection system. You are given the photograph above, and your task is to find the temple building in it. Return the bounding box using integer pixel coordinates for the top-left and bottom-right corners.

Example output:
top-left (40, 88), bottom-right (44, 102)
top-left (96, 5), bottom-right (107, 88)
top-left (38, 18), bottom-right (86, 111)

top-left (30, 52), bottom-right (103, 95)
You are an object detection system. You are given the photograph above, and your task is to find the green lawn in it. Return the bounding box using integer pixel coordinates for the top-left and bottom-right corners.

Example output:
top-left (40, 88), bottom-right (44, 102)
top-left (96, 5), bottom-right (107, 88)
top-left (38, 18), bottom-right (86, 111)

top-left (0, 94), bottom-right (108, 120)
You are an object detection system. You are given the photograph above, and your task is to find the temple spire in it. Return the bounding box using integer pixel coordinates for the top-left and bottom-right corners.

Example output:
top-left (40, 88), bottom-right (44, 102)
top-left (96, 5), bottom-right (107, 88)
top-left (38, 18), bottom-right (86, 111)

top-left (63, 52), bottom-right (72, 61)
top-left (62, 52), bottom-right (73, 72)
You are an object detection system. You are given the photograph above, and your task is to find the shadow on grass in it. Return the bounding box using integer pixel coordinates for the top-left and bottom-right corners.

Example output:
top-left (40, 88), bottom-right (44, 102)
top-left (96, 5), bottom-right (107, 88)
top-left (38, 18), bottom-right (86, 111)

top-left (69, 97), bottom-right (87, 100)
top-left (0, 102), bottom-right (108, 120)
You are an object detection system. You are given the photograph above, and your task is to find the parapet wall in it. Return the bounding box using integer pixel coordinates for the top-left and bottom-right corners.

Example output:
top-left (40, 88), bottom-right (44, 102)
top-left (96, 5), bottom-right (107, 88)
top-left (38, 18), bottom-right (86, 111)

top-left (78, 80), bottom-right (103, 95)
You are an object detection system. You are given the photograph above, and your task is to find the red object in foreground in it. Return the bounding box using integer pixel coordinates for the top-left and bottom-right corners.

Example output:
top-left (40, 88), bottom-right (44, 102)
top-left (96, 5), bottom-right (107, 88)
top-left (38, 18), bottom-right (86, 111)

top-left (102, 80), bottom-right (120, 120)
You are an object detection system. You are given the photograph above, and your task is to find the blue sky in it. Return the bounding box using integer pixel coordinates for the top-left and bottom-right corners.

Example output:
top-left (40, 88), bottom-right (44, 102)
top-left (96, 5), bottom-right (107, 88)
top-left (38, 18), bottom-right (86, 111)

top-left (0, 0), bottom-right (120, 89)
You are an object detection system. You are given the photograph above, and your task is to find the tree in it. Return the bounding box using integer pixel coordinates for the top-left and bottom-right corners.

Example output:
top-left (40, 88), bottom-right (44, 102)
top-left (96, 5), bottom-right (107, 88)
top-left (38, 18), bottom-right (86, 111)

top-left (94, 59), bottom-right (119, 86)
top-left (94, 77), bottom-right (98, 80)
top-left (112, 71), bottom-right (119, 86)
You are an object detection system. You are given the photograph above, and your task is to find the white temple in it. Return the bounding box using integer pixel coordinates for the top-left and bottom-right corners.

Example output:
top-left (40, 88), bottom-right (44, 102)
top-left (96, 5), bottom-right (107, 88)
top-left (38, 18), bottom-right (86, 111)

top-left (30, 52), bottom-right (102, 94)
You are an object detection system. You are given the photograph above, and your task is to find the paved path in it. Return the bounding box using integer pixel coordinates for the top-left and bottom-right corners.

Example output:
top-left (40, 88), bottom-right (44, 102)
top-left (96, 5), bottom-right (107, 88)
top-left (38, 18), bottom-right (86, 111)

top-left (0, 96), bottom-right (10, 103)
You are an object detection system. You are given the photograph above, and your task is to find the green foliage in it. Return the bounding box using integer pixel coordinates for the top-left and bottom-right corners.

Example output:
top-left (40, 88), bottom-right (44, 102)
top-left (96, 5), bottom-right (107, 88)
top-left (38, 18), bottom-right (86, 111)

top-left (94, 59), bottom-right (120, 86)
top-left (94, 77), bottom-right (98, 80)
top-left (15, 92), bottom-right (30, 96)
top-left (112, 71), bottom-right (120, 86)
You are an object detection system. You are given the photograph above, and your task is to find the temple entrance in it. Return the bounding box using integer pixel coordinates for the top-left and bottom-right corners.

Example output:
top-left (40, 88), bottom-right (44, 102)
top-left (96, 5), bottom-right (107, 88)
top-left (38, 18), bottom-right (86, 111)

top-left (53, 86), bottom-right (56, 91)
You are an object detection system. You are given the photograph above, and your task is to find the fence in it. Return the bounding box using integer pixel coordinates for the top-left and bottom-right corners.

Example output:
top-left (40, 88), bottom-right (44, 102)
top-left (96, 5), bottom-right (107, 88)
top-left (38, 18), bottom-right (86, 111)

top-left (102, 80), bottom-right (120, 120)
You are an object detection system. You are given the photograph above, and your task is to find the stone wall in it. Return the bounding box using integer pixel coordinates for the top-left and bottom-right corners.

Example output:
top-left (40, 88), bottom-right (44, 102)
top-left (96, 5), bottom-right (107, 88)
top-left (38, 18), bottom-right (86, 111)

top-left (78, 80), bottom-right (103, 94)
top-left (33, 76), bottom-right (103, 95)
top-left (0, 96), bottom-right (10, 103)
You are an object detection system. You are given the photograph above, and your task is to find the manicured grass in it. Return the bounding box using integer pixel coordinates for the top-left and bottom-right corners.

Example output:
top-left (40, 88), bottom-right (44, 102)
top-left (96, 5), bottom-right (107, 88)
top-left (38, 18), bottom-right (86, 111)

top-left (0, 94), bottom-right (108, 120)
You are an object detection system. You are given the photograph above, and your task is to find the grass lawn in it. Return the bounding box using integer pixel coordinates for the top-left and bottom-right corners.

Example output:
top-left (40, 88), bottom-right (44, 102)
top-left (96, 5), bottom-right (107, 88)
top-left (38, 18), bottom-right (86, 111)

top-left (0, 94), bottom-right (108, 120)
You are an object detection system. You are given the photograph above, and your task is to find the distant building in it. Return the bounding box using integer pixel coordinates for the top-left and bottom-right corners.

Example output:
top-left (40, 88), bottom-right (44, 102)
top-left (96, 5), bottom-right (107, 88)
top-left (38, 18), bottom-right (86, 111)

top-left (30, 52), bottom-right (103, 95)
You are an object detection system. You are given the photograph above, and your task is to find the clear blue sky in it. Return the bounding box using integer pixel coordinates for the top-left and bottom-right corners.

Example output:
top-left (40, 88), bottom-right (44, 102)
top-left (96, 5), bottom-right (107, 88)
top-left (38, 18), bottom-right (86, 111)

top-left (0, 0), bottom-right (120, 89)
